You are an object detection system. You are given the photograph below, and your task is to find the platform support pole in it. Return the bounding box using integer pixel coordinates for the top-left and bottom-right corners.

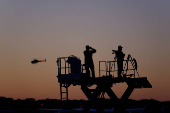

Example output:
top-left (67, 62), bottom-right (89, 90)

top-left (81, 85), bottom-right (105, 113)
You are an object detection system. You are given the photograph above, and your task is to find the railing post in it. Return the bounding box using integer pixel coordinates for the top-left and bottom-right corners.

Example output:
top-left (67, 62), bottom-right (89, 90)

top-left (109, 61), bottom-right (111, 75)
top-left (65, 58), bottom-right (66, 74)
top-left (68, 61), bottom-right (69, 74)
top-left (105, 61), bottom-right (107, 76)
top-left (99, 61), bottom-right (100, 77)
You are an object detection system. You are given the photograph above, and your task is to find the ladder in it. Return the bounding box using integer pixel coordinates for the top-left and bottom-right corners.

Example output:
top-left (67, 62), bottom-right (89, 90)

top-left (60, 83), bottom-right (68, 101)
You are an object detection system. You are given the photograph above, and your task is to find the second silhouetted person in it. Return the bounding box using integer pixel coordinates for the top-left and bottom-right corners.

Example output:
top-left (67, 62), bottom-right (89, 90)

top-left (112, 45), bottom-right (125, 78)
top-left (84, 45), bottom-right (96, 78)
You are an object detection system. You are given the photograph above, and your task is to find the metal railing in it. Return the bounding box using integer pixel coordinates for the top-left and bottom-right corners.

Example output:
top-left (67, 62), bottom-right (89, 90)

top-left (57, 57), bottom-right (71, 75)
top-left (99, 55), bottom-right (139, 78)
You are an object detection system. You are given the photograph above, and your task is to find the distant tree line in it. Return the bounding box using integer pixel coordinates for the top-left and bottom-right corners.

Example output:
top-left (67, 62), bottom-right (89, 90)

top-left (0, 97), bottom-right (169, 110)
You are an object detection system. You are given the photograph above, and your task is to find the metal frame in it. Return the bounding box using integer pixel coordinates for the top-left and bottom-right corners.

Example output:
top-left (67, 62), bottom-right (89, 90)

top-left (57, 57), bottom-right (85, 101)
top-left (57, 57), bottom-right (71, 101)
top-left (56, 55), bottom-right (152, 113)
top-left (81, 77), bottom-right (152, 113)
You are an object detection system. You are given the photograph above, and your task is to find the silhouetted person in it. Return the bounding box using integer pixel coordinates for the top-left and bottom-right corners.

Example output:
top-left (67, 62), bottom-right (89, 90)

top-left (112, 45), bottom-right (125, 78)
top-left (84, 45), bottom-right (96, 78)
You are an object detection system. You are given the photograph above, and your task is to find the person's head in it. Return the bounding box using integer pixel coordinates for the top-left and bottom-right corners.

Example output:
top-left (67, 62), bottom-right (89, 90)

top-left (118, 45), bottom-right (123, 51)
top-left (86, 45), bottom-right (89, 51)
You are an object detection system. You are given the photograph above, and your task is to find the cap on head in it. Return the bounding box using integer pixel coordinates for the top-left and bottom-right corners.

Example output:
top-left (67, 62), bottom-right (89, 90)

top-left (118, 45), bottom-right (123, 48)
top-left (118, 45), bottom-right (123, 49)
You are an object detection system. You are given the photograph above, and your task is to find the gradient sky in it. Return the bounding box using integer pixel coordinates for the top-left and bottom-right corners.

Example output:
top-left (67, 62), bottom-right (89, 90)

top-left (0, 0), bottom-right (170, 101)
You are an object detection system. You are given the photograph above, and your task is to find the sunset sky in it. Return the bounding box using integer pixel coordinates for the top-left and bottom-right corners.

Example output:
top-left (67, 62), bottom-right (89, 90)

top-left (0, 0), bottom-right (170, 101)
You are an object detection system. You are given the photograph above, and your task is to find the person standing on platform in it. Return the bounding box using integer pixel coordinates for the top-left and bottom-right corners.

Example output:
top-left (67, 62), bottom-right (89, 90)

top-left (112, 45), bottom-right (125, 78)
top-left (84, 45), bottom-right (96, 78)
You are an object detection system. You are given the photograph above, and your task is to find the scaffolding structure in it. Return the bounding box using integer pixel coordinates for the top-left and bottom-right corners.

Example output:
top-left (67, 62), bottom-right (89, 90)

top-left (56, 54), bottom-right (152, 113)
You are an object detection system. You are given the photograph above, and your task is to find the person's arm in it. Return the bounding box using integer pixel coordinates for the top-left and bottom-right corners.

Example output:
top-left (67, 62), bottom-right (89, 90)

top-left (89, 46), bottom-right (96, 53)
top-left (112, 50), bottom-right (118, 54)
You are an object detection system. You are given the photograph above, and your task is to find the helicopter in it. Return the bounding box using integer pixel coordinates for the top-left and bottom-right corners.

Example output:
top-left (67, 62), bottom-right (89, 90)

top-left (30, 59), bottom-right (46, 64)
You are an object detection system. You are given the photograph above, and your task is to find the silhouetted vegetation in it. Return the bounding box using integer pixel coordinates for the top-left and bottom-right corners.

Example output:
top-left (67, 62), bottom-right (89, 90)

top-left (0, 97), bottom-right (169, 111)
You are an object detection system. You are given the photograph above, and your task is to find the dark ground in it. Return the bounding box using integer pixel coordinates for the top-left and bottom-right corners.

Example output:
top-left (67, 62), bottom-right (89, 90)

top-left (0, 97), bottom-right (169, 112)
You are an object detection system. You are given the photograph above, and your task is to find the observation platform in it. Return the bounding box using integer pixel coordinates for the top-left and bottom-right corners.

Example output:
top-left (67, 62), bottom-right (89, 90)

top-left (56, 55), bottom-right (152, 113)
top-left (58, 74), bottom-right (152, 88)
